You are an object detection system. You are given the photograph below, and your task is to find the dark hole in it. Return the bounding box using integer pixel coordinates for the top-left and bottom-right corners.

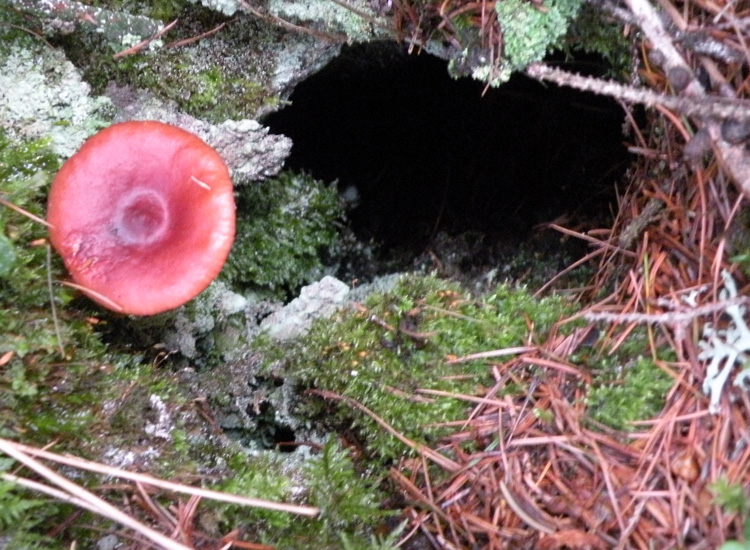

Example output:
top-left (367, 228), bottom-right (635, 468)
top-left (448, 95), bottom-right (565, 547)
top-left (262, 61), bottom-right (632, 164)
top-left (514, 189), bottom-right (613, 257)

top-left (245, 401), bottom-right (297, 452)
top-left (263, 41), bottom-right (630, 257)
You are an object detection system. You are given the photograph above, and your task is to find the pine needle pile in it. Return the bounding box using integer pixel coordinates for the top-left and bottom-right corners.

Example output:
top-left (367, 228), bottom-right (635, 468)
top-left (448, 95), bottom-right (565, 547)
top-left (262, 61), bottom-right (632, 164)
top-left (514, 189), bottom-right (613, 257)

top-left (390, 0), bottom-right (750, 548)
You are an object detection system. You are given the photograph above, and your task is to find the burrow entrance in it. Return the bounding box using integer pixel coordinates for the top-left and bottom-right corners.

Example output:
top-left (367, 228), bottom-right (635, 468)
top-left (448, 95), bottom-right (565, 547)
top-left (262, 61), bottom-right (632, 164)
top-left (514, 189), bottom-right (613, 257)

top-left (263, 41), bottom-right (631, 272)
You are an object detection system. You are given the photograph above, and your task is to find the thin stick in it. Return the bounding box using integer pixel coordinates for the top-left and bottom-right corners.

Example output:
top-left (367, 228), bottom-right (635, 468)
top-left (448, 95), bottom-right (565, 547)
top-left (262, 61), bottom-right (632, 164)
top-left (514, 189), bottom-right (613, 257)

top-left (0, 440), bottom-right (193, 550)
top-left (310, 390), bottom-right (460, 472)
top-left (165, 21), bottom-right (228, 49)
top-left (113, 19), bottom-right (179, 59)
top-left (0, 438), bottom-right (318, 517)
top-left (445, 346), bottom-right (536, 364)
top-left (46, 245), bottom-right (65, 357)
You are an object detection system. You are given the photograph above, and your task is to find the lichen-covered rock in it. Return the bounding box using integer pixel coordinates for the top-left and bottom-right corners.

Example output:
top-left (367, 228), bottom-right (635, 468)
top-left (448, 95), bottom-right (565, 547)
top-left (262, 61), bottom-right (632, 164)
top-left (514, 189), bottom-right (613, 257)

top-left (187, 0), bottom-right (241, 16)
top-left (107, 84), bottom-right (292, 183)
top-left (269, 0), bottom-right (380, 43)
top-left (8, 0), bottom-right (162, 49)
top-left (261, 276), bottom-right (350, 340)
top-left (205, 119), bottom-right (292, 181)
top-left (0, 43), bottom-right (113, 157)
top-left (162, 281), bottom-right (251, 361)
top-left (269, 36), bottom-right (341, 99)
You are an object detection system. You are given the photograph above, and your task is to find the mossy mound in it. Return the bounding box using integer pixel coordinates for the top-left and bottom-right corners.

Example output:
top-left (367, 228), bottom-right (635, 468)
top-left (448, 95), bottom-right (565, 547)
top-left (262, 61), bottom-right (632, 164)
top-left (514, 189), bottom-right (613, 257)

top-left (258, 274), bottom-right (574, 460)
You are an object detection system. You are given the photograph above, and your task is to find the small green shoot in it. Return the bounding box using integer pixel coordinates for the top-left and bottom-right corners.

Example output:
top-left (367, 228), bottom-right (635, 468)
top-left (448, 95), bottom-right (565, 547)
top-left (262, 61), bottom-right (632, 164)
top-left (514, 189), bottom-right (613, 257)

top-left (711, 477), bottom-right (750, 550)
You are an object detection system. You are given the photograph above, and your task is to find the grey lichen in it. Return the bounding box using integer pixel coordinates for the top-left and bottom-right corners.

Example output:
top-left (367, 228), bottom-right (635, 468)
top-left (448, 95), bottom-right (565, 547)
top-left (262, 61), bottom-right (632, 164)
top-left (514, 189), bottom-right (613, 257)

top-left (269, 0), bottom-right (379, 43)
top-left (0, 43), bottom-right (113, 157)
top-left (8, 0), bottom-right (163, 50)
top-left (162, 281), bottom-right (251, 362)
top-left (698, 270), bottom-right (750, 414)
top-left (187, 0), bottom-right (241, 16)
top-left (261, 276), bottom-right (350, 340)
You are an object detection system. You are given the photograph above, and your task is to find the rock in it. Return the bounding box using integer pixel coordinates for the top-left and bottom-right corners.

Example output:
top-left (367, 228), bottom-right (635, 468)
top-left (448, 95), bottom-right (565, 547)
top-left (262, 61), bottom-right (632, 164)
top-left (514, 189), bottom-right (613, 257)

top-left (261, 276), bottom-right (350, 340)
top-left (0, 43), bottom-right (112, 157)
top-left (107, 85), bottom-right (292, 184)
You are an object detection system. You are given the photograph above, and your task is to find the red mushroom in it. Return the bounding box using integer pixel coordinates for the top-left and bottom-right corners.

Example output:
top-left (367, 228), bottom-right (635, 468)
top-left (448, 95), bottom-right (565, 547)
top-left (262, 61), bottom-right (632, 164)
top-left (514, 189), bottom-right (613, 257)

top-left (47, 121), bottom-right (236, 316)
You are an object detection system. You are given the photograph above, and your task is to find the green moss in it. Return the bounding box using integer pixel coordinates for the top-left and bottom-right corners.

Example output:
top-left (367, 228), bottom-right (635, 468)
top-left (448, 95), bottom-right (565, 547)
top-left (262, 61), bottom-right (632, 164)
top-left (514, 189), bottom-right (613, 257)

top-left (64, 12), bottom-right (279, 123)
top-left (218, 453), bottom-right (295, 531)
top-left (711, 476), bottom-right (750, 517)
top-left (565, 3), bottom-right (632, 77)
top-left (0, 131), bottom-right (63, 312)
top-left (0, 132), bottom-right (105, 542)
top-left (260, 274), bottom-right (572, 460)
top-left (584, 330), bottom-right (675, 431)
top-left (303, 438), bottom-right (390, 530)
top-left (214, 438), bottom-right (391, 549)
top-left (223, 172), bottom-right (345, 296)
top-left (0, 468), bottom-right (60, 549)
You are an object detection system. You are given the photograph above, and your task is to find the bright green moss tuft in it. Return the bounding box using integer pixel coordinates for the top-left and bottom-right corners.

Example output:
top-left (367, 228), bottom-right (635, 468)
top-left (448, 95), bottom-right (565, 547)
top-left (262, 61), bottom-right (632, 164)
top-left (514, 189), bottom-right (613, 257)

top-left (0, 131), bottom-right (61, 306)
top-left (223, 172), bottom-right (345, 296)
top-left (303, 438), bottom-right (390, 531)
top-left (585, 332), bottom-right (675, 431)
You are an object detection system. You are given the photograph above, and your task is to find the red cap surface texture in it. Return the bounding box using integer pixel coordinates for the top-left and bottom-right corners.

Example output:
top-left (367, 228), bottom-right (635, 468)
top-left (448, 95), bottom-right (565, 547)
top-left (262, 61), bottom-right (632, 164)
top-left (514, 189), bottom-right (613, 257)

top-left (48, 121), bottom-right (236, 315)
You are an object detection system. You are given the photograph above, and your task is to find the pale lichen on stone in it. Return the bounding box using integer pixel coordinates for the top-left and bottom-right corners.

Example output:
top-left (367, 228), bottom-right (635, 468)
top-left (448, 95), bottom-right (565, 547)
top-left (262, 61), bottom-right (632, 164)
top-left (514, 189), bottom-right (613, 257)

top-left (0, 43), bottom-right (112, 157)
top-left (261, 276), bottom-right (350, 340)
top-left (8, 0), bottom-right (162, 49)
top-left (269, 0), bottom-right (377, 42)
top-left (187, 0), bottom-right (241, 16)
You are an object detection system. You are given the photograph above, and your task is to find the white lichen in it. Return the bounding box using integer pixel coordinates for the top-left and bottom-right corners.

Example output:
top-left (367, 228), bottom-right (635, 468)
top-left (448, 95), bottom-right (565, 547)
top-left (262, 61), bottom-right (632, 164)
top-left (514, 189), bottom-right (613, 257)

top-left (0, 43), bottom-right (112, 157)
top-left (698, 270), bottom-right (750, 413)
top-left (144, 394), bottom-right (173, 440)
top-left (187, 0), bottom-right (240, 16)
top-left (269, 0), bottom-right (376, 42)
top-left (261, 276), bottom-right (350, 340)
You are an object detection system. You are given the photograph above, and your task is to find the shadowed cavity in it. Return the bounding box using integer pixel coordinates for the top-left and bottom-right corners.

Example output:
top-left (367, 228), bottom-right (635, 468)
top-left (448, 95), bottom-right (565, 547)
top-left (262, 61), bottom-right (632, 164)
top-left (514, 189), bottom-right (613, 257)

top-left (264, 42), bottom-right (630, 255)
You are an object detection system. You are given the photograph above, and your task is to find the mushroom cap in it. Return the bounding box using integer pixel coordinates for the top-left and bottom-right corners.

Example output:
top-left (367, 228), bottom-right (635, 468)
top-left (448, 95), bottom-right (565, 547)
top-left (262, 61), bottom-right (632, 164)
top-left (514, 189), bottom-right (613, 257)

top-left (48, 121), bottom-right (236, 316)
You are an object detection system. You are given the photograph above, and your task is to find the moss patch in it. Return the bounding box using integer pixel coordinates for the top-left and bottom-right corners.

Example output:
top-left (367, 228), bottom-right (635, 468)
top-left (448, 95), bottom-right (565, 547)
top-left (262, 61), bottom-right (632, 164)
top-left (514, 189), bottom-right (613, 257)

top-left (223, 171), bottom-right (345, 296)
top-left (59, 9), bottom-right (281, 123)
top-left (214, 438), bottom-right (393, 549)
top-left (582, 329), bottom-right (675, 431)
top-left (258, 274), bottom-right (573, 460)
